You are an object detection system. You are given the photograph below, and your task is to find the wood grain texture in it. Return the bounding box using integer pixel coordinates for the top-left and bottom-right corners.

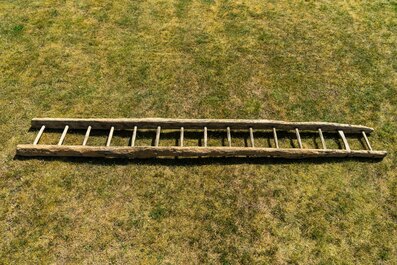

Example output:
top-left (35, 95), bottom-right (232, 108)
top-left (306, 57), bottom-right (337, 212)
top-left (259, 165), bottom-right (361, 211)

top-left (295, 128), bottom-right (303, 149)
top-left (31, 118), bottom-right (374, 133)
top-left (362, 131), bottom-right (372, 151)
top-left (155, 126), bottom-right (161, 147)
top-left (82, 126), bottom-right (91, 146)
top-left (180, 127), bottom-right (184, 147)
top-left (249, 127), bottom-right (255, 148)
top-left (16, 145), bottom-right (387, 159)
top-left (203, 127), bottom-right (207, 147)
top-left (273, 128), bottom-right (279, 149)
top-left (226, 127), bottom-right (232, 147)
top-left (318, 128), bottom-right (327, 149)
top-left (130, 126), bottom-right (137, 147)
top-left (58, 125), bottom-right (69, 146)
top-left (338, 130), bottom-right (351, 152)
top-left (106, 126), bottom-right (114, 147)
top-left (33, 125), bottom-right (45, 145)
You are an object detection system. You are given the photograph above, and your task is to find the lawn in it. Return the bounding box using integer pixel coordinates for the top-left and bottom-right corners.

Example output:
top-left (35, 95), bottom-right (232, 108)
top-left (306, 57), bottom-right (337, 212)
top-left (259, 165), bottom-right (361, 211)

top-left (1, 0), bottom-right (396, 263)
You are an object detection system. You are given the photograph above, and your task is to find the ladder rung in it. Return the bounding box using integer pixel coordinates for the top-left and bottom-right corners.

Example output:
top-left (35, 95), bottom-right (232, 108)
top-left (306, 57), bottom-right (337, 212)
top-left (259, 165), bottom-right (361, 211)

top-left (180, 127), bottom-right (184, 147)
top-left (318, 128), bottom-right (327, 149)
top-left (203, 127), bottom-right (208, 147)
top-left (33, 125), bottom-right (45, 145)
top-left (295, 128), bottom-right (303, 149)
top-left (273, 128), bottom-right (279, 149)
top-left (130, 126), bottom-right (137, 147)
top-left (249, 127), bottom-right (255, 147)
top-left (106, 126), bottom-right (114, 147)
top-left (155, 126), bottom-right (161, 147)
top-left (338, 130), bottom-right (350, 152)
top-left (58, 125), bottom-right (69, 145)
top-left (362, 131), bottom-right (372, 151)
top-left (226, 127), bottom-right (231, 147)
top-left (82, 126), bottom-right (91, 146)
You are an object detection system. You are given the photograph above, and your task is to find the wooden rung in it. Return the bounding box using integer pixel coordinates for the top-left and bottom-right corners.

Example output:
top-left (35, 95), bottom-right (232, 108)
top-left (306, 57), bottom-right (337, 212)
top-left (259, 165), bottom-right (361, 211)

top-left (203, 127), bottom-right (208, 147)
top-left (155, 126), bottom-right (161, 147)
top-left (82, 126), bottom-right (92, 146)
top-left (318, 128), bottom-right (327, 149)
top-left (273, 128), bottom-right (279, 149)
top-left (131, 126), bottom-right (137, 147)
top-left (338, 130), bottom-right (350, 152)
top-left (58, 125), bottom-right (69, 146)
top-left (226, 127), bottom-right (232, 147)
top-left (106, 126), bottom-right (114, 147)
top-left (180, 127), bottom-right (184, 147)
top-left (33, 125), bottom-right (45, 145)
top-left (295, 128), bottom-right (303, 149)
top-left (249, 127), bottom-right (255, 147)
top-left (362, 131), bottom-right (372, 151)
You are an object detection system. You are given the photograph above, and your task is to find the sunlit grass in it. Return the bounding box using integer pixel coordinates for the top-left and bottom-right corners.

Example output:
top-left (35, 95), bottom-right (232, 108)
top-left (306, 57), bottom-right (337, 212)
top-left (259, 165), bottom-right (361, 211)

top-left (0, 0), bottom-right (396, 263)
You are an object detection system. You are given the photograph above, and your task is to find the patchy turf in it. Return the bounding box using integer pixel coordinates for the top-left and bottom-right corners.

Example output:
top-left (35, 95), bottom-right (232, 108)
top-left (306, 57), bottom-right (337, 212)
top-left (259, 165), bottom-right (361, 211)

top-left (0, 0), bottom-right (396, 263)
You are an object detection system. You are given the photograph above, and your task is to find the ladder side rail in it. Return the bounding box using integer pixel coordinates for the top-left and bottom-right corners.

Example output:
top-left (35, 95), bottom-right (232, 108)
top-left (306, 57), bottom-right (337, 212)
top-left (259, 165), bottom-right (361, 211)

top-left (16, 145), bottom-right (388, 159)
top-left (31, 118), bottom-right (374, 133)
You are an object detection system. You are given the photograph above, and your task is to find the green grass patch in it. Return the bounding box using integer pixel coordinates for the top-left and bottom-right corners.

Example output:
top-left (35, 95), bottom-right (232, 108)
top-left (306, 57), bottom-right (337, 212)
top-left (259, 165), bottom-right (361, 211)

top-left (0, 0), bottom-right (396, 264)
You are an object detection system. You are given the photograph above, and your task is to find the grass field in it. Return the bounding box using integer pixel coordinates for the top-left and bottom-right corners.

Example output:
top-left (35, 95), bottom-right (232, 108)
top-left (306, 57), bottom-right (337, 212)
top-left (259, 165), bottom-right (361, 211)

top-left (1, 0), bottom-right (396, 263)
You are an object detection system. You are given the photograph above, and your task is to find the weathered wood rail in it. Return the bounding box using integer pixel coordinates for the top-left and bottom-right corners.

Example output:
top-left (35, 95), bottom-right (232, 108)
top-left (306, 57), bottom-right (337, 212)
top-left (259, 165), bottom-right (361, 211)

top-left (16, 118), bottom-right (387, 159)
top-left (31, 118), bottom-right (374, 132)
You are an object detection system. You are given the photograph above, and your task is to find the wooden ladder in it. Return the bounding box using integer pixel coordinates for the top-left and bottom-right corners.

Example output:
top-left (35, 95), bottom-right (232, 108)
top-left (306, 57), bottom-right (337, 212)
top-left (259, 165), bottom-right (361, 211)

top-left (16, 118), bottom-right (387, 159)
